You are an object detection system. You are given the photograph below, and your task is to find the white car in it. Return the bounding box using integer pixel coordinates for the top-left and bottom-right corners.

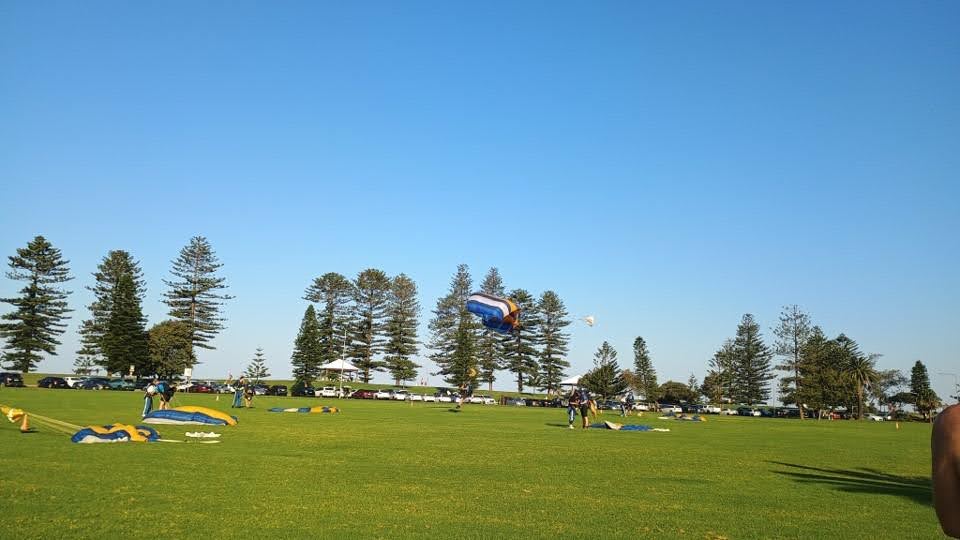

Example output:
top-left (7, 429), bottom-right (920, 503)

top-left (409, 393), bottom-right (423, 402)
top-left (422, 394), bottom-right (436, 402)
top-left (64, 376), bottom-right (87, 388)
top-left (478, 395), bottom-right (496, 405)
top-left (319, 387), bottom-right (338, 398)
top-left (468, 395), bottom-right (484, 404)
top-left (437, 394), bottom-right (454, 403)
top-left (702, 405), bottom-right (722, 414)
top-left (176, 381), bottom-right (193, 391)
top-left (632, 403), bottom-right (650, 411)
top-left (660, 404), bottom-right (683, 414)
top-left (720, 408), bottom-right (739, 416)
top-left (866, 414), bottom-right (885, 422)
top-left (374, 389), bottom-right (393, 400)
top-left (392, 390), bottom-right (409, 401)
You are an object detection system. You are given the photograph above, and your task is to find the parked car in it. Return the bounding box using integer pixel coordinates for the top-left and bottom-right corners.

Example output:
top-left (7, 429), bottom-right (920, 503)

top-left (268, 385), bottom-right (288, 396)
top-left (64, 376), bottom-right (87, 388)
top-left (737, 406), bottom-right (762, 417)
top-left (78, 377), bottom-right (111, 390)
top-left (502, 397), bottom-right (526, 406)
top-left (38, 376), bottom-right (69, 389)
top-left (107, 379), bottom-right (136, 391)
top-left (468, 395), bottom-right (485, 404)
top-left (421, 393), bottom-right (436, 402)
top-left (409, 393), bottom-right (424, 402)
top-left (319, 387), bottom-right (339, 398)
top-left (0, 372), bottom-right (25, 387)
top-left (437, 393), bottom-right (456, 403)
top-left (477, 395), bottom-right (496, 405)
top-left (187, 383), bottom-right (214, 393)
top-left (701, 405), bottom-right (722, 414)
top-left (392, 389), bottom-right (410, 401)
top-left (374, 389), bottom-right (393, 400)
top-left (660, 404), bottom-right (683, 414)
top-left (350, 389), bottom-right (376, 399)
top-left (720, 408), bottom-right (739, 415)
top-left (866, 414), bottom-right (885, 422)
top-left (253, 384), bottom-right (269, 395)
top-left (291, 384), bottom-right (316, 397)
top-left (633, 403), bottom-right (651, 411)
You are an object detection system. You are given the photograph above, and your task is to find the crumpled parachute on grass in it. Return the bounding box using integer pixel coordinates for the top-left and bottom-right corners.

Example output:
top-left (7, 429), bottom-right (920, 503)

top-left (143, 406), bottom-right (237, 426)
top-left (590, 421), bottom-right (670, 432)
top-left (71, 424), bottom-right (160, 443)
top-left (269, 406), bottom-right (339, 414)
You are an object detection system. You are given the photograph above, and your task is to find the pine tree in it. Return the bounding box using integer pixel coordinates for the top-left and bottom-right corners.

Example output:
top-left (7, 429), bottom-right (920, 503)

top-left (428, 264), bottom-right (478, 388)
top-left (73, 354), bottom-right (95, 376)
top-left (348, 269), bottom-right (391, 383)
top-left (291, 305), bottom-right (323, 383)
top-left (730, 314), bottom-right (774, 405)
top-left (163, 236), bottom-right (233, 365)
top-left (773, 305), bottom-right (812, 418)
top-left (502, 288), bottom-right (540, 392)
top-left (632, 336), bottom-right (658, 402)
top-left (304, 272), bottom-right (355, 368)
top-left (581, 341), bottom-right (626, 400)
top-left (476, 268), bottom-right (506, 391)
top-left (0, 236), bottom-right (73, 372)
top-left (81, 251), bottom-right (150, 376)
top-left (704, 340), bottom-right (734, 407)
top-left (687, 373), bottom-right (700, 402)
top-left (795, 327), bottom-right (847, 419)
top-left (384, 274), bottom-right (420, 386)
top-left (910, 360), bottom-right (939, 421)
top-left (245, 347), bottom-right (271, 382)
top-left (537, 290), bottom-right (571, 394)
top-left (147, 320), bottom-right (193, 378)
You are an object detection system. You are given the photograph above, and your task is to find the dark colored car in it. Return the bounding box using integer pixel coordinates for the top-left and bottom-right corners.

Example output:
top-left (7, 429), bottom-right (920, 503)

top-left (38, 376), bottom-right (69, 389)
top-left (267, 385), bottom-right (288, 396)
top-left (683, 404), bottom-right (706, 414)
top-left (0, 372), bottom-right (25, 387)
top-left (107, 379), bottom-right (135, 391)
top-left (290, 383), bottom-right (316, 397)
top-left (78, 377), bottom-right (112, 390)
top-left (134, 379), bottom-right (155, 390)
top-left (350, 389), bottom-right (376, 399)
top-left (187, 383), bottom-right (214, 393)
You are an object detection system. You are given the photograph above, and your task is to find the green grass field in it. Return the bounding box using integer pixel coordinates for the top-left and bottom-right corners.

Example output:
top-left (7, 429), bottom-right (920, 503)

top-left (0, 387), bottom-right (940, 539)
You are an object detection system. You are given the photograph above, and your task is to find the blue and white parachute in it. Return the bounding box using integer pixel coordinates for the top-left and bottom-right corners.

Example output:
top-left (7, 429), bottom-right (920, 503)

top-left (466, 292), bottom-right (520, 334)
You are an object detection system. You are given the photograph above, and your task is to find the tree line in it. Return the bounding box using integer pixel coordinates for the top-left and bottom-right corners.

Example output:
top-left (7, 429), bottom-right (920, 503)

top-left (0, 235), bottom-right (232, 378)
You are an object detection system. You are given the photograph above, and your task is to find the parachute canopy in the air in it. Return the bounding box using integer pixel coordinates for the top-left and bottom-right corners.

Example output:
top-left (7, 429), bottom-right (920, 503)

top-left (466, 292), bottom-right (519, 334)
top-left (72, 424), bottom-right (160, 443)
top-left (142, 406), bottom-right (237, 426)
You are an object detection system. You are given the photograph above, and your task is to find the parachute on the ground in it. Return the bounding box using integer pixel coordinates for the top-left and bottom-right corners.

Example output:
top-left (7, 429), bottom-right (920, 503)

top-left (466, 292), bottom-right (519, 334)
top-left (142, 406), bottom-right (237, 426)
top-left (591, 422), bottom-right (670, 432)
top-left (268, 406), bottom-right (340, 414)
top-left (72, 424), bottom-right (160, 443)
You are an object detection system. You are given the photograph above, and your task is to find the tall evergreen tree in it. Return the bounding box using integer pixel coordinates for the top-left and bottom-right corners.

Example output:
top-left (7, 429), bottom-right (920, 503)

top-left (291, 305), bottom-right (323, 383)
top-left (0, 236), bottom-right (73, 372)
top-left (704, 339), bottom-right (734, 407)
top-left (245, 347), bottom-right (271, 382)
top-left (773, 305), bottom-right (812, 418)
top-left (384, 274), bottom-right (420, 386)
top-left (73, 355), bottom-right (95, 376)
top-left (910, 360), bottom-right (939, 421)
top-left (502, 288), bottom-right (540, 392)
top-left (75, 319), bottom-right (102, 374)
top-left (304, 272), bottom-right (355, 368)
top-left (795, 327), bottom-right (846, 419)
top-left (428, 264), bottom-right (478, 388)
top-left (476, 268), bottom-right (506, 391)
top-left (632, 336), bottom-right (658, 402)
top-left (537, 290), bottom-right (571, 395)
top-left (687, 373), bottom-right (700, 402)
top-left (581, 341), bottom-right (626, 399)
top-left (80, 251), bottom-right (149, 375)
top-left (730, 314), bottom-right (774, 405)
top-left (348, 269), bottom-right (391, 383)
top-left (163, 236), bottom-right (233, 365)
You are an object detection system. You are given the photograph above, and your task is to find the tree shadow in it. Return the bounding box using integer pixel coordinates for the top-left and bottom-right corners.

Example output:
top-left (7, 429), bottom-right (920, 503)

top-left (769, 461), bottom-right (931, 507)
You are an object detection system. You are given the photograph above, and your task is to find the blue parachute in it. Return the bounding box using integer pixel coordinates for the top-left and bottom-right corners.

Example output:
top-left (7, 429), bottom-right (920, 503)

top-left (142, 406), bottom-right (237, 426)
top-left (466, 292), bottom-right (520, 334)
top-left (71, 424), bottom-right (160, 443)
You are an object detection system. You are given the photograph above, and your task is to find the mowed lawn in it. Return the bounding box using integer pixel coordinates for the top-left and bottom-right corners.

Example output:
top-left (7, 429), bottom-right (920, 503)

top-left (0, 388), bottom-right (940, 539)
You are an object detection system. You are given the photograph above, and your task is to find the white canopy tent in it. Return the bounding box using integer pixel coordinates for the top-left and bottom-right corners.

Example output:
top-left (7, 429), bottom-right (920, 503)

top-left (319, 359), bottom-right (360, 397)
top-left (560, 375), bottom-right (582, 387)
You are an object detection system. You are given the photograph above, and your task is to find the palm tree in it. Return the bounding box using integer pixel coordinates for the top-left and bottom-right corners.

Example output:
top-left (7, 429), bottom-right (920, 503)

top-left (845, 353), bottom-right (880, 420)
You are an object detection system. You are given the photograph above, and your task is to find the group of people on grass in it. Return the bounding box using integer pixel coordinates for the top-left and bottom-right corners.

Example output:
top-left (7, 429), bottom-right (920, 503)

top-left (565, 388), bottom-right (637, 429)
top-left (227, 375), bottom-right (255, 409)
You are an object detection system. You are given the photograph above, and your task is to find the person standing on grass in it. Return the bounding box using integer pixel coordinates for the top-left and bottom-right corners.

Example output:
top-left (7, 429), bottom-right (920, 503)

top-left (932, 404), bottom-right (960, 538)
top-left (231, 375), bottom-right (246, 408)
top-left (155, 379), bottom-right (174, 410)
top-left (142, 384), bottom-right (157, 418)
top-left (578, 387), bottom-right (592, 429)
top-left (566, 388), bottom-right (581, 429)
top-left (243, 379), bottom-right (255, 408)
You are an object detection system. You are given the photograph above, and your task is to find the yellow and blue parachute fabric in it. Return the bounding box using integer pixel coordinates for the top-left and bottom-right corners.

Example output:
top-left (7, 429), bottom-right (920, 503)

top-left (590, 422), bottom-right (669, 432)
top-left (142, 406), bottom-right (237, 426)
top-left (466, 292), bottom-right (520, 334)
top-left (71, 424), bottom-right (160, 443)
top-left (269, 406), bottom-right (339, 414)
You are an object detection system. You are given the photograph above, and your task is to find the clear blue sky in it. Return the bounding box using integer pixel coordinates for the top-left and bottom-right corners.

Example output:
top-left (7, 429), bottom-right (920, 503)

top-left (1, 2), bottom-right (958, 400)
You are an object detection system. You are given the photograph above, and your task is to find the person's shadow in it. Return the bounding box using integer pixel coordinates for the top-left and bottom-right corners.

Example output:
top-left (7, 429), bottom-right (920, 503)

top-left (769, 461), bottom-right (931, 506)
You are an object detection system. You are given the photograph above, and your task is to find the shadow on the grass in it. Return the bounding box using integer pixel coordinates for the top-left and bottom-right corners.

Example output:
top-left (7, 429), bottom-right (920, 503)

top-left (770, 461), bottom-right (931, 506)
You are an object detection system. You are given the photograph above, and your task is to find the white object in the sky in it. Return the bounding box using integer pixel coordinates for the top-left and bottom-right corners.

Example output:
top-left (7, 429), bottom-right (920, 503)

top-left (583, 316), bottom-right (596, 327)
